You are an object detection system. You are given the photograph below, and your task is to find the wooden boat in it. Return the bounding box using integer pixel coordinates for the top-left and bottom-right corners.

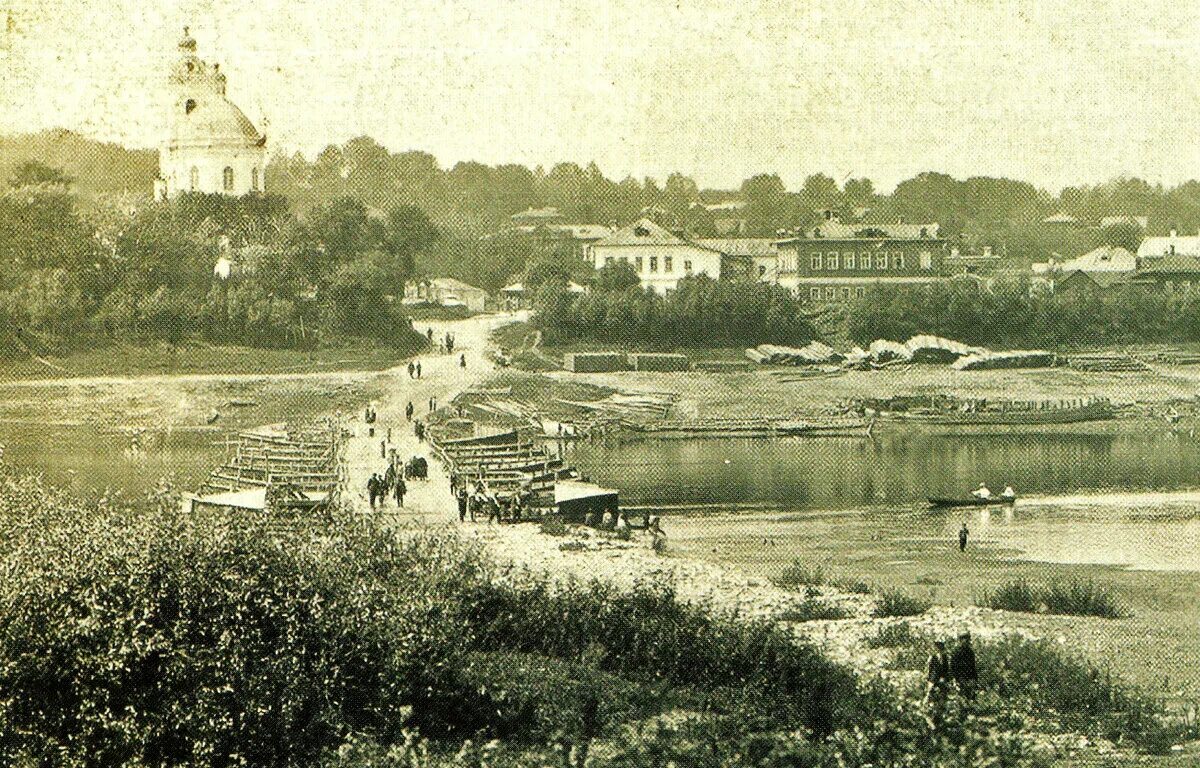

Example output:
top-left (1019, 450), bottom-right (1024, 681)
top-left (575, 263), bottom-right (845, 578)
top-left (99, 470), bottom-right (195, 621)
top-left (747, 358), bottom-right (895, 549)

top-left (437, 429), bottom-right (521, 448)
top-left (895, 400), bottom-right (1112, 426)
top-left (927, 496), bottom-right (1017, 509)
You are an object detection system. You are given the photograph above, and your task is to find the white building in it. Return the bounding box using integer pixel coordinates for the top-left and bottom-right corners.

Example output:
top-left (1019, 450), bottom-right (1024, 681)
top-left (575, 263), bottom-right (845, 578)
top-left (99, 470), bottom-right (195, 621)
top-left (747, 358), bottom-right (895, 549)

top-left (1137, 229), bottom-right (1200, 260)
top-left (587, 218), bottom-right (726, 295)
top-left (154, 27), bottom-right (267, 200)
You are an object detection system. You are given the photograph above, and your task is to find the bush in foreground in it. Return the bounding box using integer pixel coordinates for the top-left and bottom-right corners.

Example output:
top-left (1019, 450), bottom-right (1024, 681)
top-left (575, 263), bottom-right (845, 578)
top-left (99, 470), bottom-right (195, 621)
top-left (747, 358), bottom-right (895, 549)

top-left (980, 578), bottom-right (1130, 618)
top-left (872, 589), bottom-right (932, 617)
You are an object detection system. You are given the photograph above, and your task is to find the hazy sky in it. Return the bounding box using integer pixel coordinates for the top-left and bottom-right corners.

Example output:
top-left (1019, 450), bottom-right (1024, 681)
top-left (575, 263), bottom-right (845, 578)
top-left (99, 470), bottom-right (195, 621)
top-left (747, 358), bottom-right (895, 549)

top-left (2, 0), bottom-right (1199, 192)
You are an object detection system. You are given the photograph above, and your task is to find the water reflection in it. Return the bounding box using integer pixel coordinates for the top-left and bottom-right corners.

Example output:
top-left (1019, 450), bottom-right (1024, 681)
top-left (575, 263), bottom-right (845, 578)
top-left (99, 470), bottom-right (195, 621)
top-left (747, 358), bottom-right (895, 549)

top-left (569, 431), bottom-right (1200, 571)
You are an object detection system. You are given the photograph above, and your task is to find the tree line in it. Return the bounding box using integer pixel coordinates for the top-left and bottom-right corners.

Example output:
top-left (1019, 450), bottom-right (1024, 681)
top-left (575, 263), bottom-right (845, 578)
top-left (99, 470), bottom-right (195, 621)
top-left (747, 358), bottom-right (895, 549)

top-left (0, 162), bottom-right (435, 355)
top-left (531, 263), bottom-right (818, 349)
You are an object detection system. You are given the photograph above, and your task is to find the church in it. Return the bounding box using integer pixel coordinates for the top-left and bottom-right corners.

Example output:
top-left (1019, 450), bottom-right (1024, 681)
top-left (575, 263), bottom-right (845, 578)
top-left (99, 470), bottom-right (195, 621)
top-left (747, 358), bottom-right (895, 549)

top-left (154, 27), bottom-right (267, 200)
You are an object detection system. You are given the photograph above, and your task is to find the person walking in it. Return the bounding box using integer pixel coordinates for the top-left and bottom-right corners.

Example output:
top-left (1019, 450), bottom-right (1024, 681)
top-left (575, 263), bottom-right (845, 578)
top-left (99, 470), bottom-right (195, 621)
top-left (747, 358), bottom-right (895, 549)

top-left (457, 487), bottom-right (468, 522)
top-left (459, 353), bottom-right (466, 369)
top-left (384, 461), bottom-right (397, 494)
top-left (394, 476), bottom-right (407, 508)
top-left (427, 327), bottom-right (434, 343)
top-left (407, 362), bottom-right (415, 379)
top-left (958, 522), bottom-right (969, 552)
top-left (416, 361), bottom-right (422, 379)
top-left (950, 632), bottom-right (978, 701)
top-left (924, 640), bottom-right (950, 718)
top-left (405, 401), bottom-right (414, 422)
top-left (367, 473), bottom-right (381, 509)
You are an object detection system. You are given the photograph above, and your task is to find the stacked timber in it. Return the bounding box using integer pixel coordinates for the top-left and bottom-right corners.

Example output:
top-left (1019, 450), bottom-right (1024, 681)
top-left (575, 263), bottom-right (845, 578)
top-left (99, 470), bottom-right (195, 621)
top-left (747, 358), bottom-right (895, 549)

top-left (432, 429), bottom-right (580, 501)
top-left (1067, 353), bottom-right (1150, 372)
top-left (564, 352), bottom-right (628, 372)
top-left (952, 350), bottom-right (1058, 371)
top-left (193, 422), bottom-right (345, 514)
top-left (628, 353), bottom-right (691, 372)
top-left (868, 339), bottom-right (911, 363)
top-left (629, 415), bottom-right (870, 439)
top-left (554, 392), bottom-right (676, 423)
top-left (751, 342), bottom-right (843, 365)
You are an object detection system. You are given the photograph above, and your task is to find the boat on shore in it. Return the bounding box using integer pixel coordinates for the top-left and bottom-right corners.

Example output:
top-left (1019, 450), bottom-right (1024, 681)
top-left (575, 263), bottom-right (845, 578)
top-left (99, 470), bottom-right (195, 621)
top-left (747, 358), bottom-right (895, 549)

top-left (927, 496), bottom-right (1017, 509)
top-left (890, 398), bottom-right (1113, 426)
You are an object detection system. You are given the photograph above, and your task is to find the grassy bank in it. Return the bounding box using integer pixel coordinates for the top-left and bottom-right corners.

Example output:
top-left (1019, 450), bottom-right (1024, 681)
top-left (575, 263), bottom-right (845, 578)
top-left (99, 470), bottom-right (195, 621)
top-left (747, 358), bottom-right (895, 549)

top-left (0, 337), bottom-right (426, 382)
top-left (0, 470), bottom-right (1184, 766)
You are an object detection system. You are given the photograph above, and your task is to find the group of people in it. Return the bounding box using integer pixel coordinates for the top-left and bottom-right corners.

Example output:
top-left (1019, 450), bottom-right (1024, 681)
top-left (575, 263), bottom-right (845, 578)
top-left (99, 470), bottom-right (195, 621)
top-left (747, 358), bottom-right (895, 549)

top-left (367, 460), bottom-right (408, 508)
top-left (451, 474), bottom-right (529, 524)
top-left (971, 483), bottom-right (1015, 500)
top-left (924, 632), bottom-right (978, 713)
top-left (425, 328), bottom-right (457, 354)
top-left (406, 361), bottom-right (423, 379)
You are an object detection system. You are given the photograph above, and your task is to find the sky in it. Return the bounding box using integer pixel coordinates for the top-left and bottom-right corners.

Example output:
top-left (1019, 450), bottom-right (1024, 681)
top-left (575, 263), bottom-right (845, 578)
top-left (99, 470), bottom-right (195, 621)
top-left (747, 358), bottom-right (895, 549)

top-left (2, 0), bottom-right (1200, 193)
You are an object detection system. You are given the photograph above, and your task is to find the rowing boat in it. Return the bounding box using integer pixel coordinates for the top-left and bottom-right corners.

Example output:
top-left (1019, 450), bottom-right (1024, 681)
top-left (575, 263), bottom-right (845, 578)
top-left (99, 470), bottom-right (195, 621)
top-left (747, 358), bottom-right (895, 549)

top-left (927, 496), bottom-right (1017, 509)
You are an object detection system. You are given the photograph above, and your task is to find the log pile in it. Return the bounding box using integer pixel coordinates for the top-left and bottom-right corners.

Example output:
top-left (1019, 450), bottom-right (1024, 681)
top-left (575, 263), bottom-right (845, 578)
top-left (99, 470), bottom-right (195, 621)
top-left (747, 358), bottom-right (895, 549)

top-left (1067, 353), bottom-right (1150, 373)
top-left (952, 350), bottom-right (1058, 371)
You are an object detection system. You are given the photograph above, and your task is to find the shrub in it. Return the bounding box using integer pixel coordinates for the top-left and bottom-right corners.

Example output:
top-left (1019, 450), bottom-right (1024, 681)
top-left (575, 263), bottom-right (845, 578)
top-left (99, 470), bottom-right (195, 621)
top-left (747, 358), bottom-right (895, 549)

top-left (866, 622), bottom-right (924, 649)
top-left (872, 589), bottom-right (931, 618)
top-left (980, 578), bottom-right (1129, 618)
top-left (773, 560), bottom-right (826, 590)
top-left (540, 516), bottom-right (568, 536)
top-left (832, 578), bottom-right (871, 595)
top-left (778, 599), bottom-right (851, 623)
top-left (0, 476), bottom-right (470, 767)
top-left (460, 576), bottom-right (860, 737)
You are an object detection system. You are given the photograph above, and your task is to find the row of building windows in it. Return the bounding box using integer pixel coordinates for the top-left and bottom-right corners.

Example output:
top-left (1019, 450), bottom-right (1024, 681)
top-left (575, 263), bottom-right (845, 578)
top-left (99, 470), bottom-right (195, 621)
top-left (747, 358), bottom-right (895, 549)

top-left (603, 255), bottom-right (694, 274)
top-left (778, 251), bottom-right (933, 272)
top-left (806, 286), bottom-right (868, 301)
top-left (187, 166), bottom-right (262, 192)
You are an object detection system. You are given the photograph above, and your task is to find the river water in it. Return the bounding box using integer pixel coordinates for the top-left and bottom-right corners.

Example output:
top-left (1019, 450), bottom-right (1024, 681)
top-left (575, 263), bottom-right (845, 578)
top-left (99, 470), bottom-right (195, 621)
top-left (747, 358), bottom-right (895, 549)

top-left (566, 431), bottom-right (1200, 571)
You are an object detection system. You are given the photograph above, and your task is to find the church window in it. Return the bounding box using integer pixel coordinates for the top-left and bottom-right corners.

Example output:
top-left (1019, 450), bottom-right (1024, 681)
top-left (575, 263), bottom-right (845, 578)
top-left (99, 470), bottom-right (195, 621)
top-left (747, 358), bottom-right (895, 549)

top-left (223, 167), bottom-right (234, 191)
top-left (184, 99), bottom-right (196, 115)
top-left (189, 167), bottom-right (199, 191)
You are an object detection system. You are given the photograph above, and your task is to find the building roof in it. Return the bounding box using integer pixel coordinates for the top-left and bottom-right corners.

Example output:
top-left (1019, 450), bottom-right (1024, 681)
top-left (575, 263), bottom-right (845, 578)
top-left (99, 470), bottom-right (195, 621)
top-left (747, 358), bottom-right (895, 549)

top-left (694, 238), bottom-right (778, 257)
top-left (1138, 234), bottom-right (1200, 258)
top-left (592, 218), bottom-right (721, 251)
top-left (512, 223), bottom-right (614, 240)
top-left (431, 277), bottom-right (486, 294)
top-left (1033, 246), bottom-right (1136, 275)
top-left (170, 94), bottom-right (264, 148)
top-left (783, 221), bottom-right (941, 242)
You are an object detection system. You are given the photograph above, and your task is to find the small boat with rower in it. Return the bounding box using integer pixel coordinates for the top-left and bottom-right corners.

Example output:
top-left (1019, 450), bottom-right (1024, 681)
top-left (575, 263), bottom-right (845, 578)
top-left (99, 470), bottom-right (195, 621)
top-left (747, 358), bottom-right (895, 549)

top-left (927, 495), bottom-right (1017, 509)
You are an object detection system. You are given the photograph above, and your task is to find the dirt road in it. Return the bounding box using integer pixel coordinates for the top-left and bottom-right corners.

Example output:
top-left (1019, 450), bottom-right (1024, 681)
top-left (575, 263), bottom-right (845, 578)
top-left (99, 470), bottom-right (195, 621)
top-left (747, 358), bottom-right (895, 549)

top-left (341, 312), bottom-right (523, 519)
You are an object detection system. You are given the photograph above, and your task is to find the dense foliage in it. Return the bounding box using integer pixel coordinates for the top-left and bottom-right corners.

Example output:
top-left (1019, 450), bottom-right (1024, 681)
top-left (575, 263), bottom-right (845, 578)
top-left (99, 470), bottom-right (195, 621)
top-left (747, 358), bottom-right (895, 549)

top-left (847, 277), bottom-right (1200, 349)
top-left (532, 271), bottom-right (818, 348)
top-left (0, 470), bottom-right (1179, 766)
top-left (0, 182), bottom-right (432, 355)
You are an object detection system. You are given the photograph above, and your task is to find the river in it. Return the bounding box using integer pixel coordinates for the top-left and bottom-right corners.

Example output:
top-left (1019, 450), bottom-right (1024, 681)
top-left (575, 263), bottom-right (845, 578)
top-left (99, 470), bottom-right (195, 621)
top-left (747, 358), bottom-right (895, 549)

top-left (565, 430), bottom-right (1200, 572)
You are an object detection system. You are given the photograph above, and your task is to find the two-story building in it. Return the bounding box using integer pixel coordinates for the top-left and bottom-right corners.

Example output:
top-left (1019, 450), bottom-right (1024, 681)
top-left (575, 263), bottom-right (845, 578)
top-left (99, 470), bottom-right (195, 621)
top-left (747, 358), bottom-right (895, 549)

top-left (772, 221), bottom-right (947, 302)
top-left (587, 218), bottom-right (733, 294)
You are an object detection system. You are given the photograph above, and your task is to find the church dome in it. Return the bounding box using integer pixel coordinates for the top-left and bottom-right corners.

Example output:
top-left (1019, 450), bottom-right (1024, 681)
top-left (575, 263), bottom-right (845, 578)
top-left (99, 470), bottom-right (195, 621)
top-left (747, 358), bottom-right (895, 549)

top-left (178, 26), bottom-right (197, 51)
top-left (169, 95), bottom-right (264, 148)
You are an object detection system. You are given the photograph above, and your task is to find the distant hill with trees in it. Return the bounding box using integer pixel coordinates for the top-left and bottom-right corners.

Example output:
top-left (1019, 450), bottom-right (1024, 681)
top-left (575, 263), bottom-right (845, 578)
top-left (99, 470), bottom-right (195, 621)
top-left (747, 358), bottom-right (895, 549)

top-left (0, 130), bottom-right (157, 200)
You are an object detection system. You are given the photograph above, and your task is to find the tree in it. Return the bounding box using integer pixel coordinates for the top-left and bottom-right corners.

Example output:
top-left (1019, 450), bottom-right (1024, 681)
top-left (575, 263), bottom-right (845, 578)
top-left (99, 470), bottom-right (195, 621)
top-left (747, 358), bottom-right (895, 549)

top-left (800, 173), bottom-right (839, 211)
top-left (741, 174), bottom-right (798, 236)
top-left (594, 260), bottom-right (640, 293)
top-left (1100, 222), bottom-right (1142, 253)
top-left (8, 160), bottom-right (73, 188)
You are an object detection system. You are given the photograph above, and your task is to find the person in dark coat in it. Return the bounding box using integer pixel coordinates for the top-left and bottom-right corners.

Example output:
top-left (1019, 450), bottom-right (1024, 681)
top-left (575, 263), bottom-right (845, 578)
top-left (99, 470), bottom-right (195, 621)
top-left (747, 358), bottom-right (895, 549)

top-left (367, 473), bottom-right (381, 508)
top-left (394, 476), bottom-right (407, 507)
top-left (924, 640), bottom-right (950, 714)
top-left (958, 523), bottom-right (969, 552)
top-left (383, 462), bottom-right (397, 493)
top-left (405, 401), bottom-right (414, 421)
top-left (416, 361), bottom-right (422, 378)
top-left (459, 353), bottom-right (466, 368)
top-left (407, 362), bottom-right (415, 379)
top-left (457, 488), bottom-right (468, 522)
top-left (950, 632), bottom-right (978, 700)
